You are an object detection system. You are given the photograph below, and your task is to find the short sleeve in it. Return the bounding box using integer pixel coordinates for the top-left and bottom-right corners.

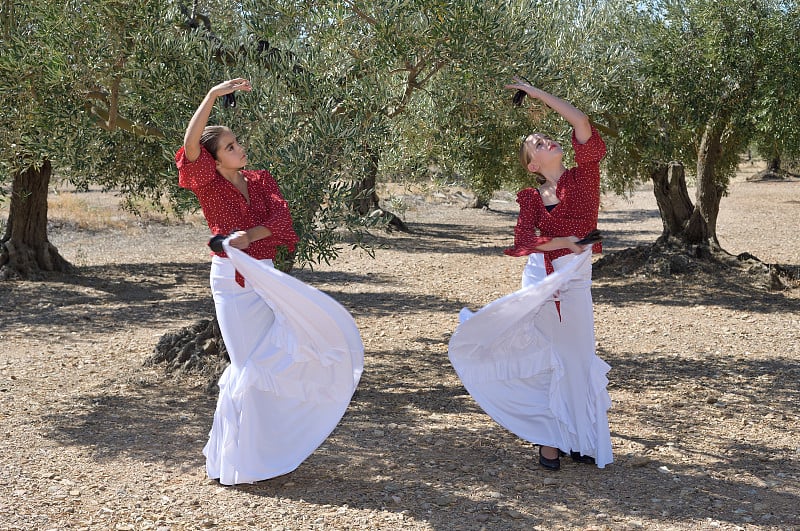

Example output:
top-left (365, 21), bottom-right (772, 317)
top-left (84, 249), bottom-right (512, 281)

top-left (176, 145), bottom-right (218, 191)
top-left (503, 188), bottom-right (552, 257)
top-left (253, 171), bottom-right (300, 253)
top-left (572, 126), bottom-right (606, 165)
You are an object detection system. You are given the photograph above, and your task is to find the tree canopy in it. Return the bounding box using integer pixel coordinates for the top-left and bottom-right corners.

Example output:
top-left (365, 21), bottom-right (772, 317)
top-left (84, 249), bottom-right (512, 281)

top-left (1, 0), bottom-right (798, 279)
top-left (573, 0), bottom-right (800, 248)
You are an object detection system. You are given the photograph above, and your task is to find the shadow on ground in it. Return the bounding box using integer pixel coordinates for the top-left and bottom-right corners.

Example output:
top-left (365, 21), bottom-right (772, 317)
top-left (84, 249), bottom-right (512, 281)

top-left (42, 340), bottom-right (800, 530)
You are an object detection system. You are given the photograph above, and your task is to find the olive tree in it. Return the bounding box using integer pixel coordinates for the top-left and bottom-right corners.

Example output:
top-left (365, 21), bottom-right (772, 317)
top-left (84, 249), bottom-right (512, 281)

top-left (0, 1), bottom-right (91, 278)
top-left (749, 7), bottom-right (800, 179)
top-left (235, 0), bottom-right (542, 219)
top-left (0, 1), bottom-right (204, 279)
top-left (0, 1), bottom-right (385, 277)
top-left (592, 0), bottom-right (800, 250)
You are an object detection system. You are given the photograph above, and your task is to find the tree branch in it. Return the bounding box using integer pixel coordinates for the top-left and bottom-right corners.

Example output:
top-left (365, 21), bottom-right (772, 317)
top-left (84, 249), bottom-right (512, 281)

top-left (388, 53), bottom-right (444, 118)
top-left (342, 0), bottom-right (378, 26)
top-left (83, 95), bottom-right (164, 139)
top-left (107, 75), bottom-right (120, 130)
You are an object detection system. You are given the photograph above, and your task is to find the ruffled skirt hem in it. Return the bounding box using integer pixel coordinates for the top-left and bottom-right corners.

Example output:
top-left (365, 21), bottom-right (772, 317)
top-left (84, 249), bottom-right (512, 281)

top-left (204, 243), bottom-right (364, 485)
top-left (449, 251), bottom-right (613, 468)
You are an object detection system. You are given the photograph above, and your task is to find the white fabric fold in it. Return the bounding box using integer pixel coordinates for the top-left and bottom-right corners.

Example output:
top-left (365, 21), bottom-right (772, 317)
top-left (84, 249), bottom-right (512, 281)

top-left (448, 251), bottom-right (613, 468)
top-left (203, 241), bottom-right (364, 485)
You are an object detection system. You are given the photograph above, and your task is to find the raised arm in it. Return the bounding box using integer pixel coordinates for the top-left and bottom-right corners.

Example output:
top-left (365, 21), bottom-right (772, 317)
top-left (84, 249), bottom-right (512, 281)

top-left (183, 78), bottom-right (252, 162)
top-left (505, 77), bottom-right (592, 144)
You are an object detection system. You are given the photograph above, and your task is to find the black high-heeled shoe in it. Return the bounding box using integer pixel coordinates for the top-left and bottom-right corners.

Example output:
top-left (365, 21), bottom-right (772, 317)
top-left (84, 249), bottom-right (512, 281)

top-left (538, 446), bottom-right (563, 471)
top-left (569, 451), bottom-right (596, 465)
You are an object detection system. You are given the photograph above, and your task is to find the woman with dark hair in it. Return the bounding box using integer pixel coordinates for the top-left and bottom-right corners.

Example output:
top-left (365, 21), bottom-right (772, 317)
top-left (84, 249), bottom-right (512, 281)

top-left (176, 79), bottom-right (363, 485)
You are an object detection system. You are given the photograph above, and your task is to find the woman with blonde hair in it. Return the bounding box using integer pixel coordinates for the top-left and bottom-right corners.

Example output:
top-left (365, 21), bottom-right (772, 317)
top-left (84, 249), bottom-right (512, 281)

top-left (449, 78), bottom-right (612, 471)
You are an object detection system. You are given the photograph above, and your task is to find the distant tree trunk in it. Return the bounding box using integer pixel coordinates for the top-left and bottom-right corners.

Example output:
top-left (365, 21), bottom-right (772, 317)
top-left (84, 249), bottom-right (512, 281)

top-left (464, 195), bottom-right (490, 209)
top-left (748, 155), bottom-right (788, 181)
top-left (766, 156), bottom-right (781, 173)
top-left (0, 160), bottom-right (71, 280)
top-left (352, 146), bottom-right (408, 232)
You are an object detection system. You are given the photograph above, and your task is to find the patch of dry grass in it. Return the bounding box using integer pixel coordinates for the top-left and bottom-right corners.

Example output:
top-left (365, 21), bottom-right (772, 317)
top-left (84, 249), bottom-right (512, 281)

top-left (48, 191), bottom-right (136, 230)
top-left (0, 187), bottom-right (204, 234)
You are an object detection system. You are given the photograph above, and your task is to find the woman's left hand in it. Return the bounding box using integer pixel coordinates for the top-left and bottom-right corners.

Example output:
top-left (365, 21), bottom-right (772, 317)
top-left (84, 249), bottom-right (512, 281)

top-left (228, 230), bottom-right (251, 250)
top-left (504, 76), bottom-right (540, 96)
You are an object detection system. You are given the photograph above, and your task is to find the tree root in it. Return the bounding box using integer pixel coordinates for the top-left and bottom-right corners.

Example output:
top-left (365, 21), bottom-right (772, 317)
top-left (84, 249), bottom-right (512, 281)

top-left (145, 318), bottom-right (229, 393)
top-left (594, 238), bottom-right (797, 291)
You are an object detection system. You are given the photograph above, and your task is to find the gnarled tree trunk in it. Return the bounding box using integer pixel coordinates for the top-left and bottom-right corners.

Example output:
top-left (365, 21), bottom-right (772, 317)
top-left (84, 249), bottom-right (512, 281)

top-left (766, 156), bottom-right (781, 174)
top-left (650, 161), bottom-right (709, 245)
top-left (748, 156), bottom-right (789, 181)
top-left (0, 160), bottom-right (71, 280)
top-left (464, 195), bottom-right (490, 209)
top-left (652, 162), bottom-right (694, 237)
top-left (645, 160), bottom-right (715, 272)
top-left (649, 117), bottom-right (728, 250)
top-left (694, 119), bottom-right (726, 249)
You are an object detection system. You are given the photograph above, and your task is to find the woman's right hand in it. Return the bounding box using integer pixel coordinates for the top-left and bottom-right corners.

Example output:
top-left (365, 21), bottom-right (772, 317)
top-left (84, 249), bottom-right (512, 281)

top-left (562, 236), bottom-right (586, 254)
top-left (209, 78), bottom-right (252, 98)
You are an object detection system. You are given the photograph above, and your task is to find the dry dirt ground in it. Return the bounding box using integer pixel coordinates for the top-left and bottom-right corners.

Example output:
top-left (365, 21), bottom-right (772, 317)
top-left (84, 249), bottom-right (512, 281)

top-left (1, 162), bottom-right (798, 531)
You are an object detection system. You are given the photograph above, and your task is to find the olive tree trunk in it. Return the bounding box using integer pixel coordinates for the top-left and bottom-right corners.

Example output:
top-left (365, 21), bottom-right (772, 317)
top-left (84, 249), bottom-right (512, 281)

top-left (650, 116), bottom-right (732, 250)
top-left (766, 156), bottom-right (781, 173)
top-left (748, 156), bottom-right (789, 181)
top-left (351, 146), bottom-right (408, 232)
top-left (0, 160), bottom-right (71, 280)
top-left (651, 162), bottom-right (692, 236)
top-left (650, 161), bottom-right (709, 244)
top-left (693, 118), bottom-right (727, 249)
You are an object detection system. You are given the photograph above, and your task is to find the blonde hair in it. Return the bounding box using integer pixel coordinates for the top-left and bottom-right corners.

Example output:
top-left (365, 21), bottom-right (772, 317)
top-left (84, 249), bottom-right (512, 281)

top-left (518, 135), bottom-right (547, 185)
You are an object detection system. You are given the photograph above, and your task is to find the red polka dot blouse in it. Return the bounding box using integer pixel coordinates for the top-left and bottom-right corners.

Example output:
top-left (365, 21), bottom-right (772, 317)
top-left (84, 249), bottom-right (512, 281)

top-left (504, 126), bottom-right (606, 265)
top-left (176, 146), bottom-right (299, 261)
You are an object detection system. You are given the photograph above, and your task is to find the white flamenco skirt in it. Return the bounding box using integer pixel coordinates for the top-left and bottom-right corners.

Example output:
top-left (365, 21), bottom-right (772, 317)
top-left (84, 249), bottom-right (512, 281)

top-left (203, 241), bottom-right (364, 485)
top-left (448, 251), bottom-right (612, 468)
